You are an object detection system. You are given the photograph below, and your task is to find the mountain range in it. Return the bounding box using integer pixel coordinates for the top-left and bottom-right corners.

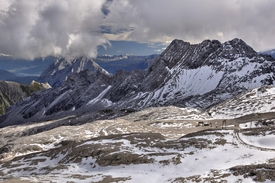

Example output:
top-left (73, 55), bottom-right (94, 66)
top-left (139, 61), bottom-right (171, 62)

top-left (261, 49), bottom-right (275, 59)
top-left (38, 54), bottom-right (158, 88)
top-left (1, 38), bottom-right (275, 127)
top-left (0, 54), bottom-right (156, 84)
top-left (0, 69), bottom-right (40, 85)
top-left (0, 55), bottom-right (56, 77)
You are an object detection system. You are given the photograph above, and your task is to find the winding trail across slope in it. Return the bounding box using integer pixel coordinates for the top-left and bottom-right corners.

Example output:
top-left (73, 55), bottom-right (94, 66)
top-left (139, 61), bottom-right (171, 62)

top-left (234, 129), bottom-right (275, 151)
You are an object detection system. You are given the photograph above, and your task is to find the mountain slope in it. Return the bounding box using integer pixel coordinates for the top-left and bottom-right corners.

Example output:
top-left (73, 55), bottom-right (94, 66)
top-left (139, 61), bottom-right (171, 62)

top-left (208, 85), bottom-right (275, 119)
top-left (1, 38), bottom-right (275, 126)
top-left (0, 81), bottom-right (50, 115)
top-left (0, 69), bottom-right (113, 126)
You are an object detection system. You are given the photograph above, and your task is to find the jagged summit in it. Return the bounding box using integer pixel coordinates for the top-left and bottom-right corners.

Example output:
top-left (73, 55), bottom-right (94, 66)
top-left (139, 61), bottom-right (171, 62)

top-left (152, 38), bottom-right (257, 72)
top-left (220, 38), bottom-right (257, 58)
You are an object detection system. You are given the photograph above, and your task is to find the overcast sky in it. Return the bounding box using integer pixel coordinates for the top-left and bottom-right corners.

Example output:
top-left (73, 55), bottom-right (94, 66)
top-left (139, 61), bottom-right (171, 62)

top-left (0, 0), bottom-right (274, 59)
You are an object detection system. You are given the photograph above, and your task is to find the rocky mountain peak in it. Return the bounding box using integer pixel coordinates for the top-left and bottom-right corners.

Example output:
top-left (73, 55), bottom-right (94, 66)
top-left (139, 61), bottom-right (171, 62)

top-left (66, 69), bottom-right (112, 88)
top-left (157, 39), bottom-right (191, 69)
top-left (151, 39), bottom-right (223, 72)
top-left (220, 38), bottom-right (257, 58)
top-left (39, 56), bottom-right (110, 87)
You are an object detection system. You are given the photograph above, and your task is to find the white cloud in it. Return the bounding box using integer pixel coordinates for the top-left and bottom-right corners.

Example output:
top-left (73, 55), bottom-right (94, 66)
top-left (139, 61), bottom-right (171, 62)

top-left (0, 0), bottom-right (108, 59)
top-left (0, 0), bottom-right (275, 59)
top-left (104, 0), bottom-right (275, 51)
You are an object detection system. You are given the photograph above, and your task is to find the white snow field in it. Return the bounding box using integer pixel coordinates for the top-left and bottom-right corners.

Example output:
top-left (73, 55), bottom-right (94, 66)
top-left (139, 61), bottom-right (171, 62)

top-left (239, 130), bottom-right (275, 150)
top-left (1, 129), bottom-right (275, 182)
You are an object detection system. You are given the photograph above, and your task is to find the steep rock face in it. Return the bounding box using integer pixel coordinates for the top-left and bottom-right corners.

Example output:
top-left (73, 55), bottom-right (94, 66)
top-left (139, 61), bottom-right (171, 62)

top-left (106, 70), bottom-right (147, 103)
top-left (39, 57), bottom-right (110, 87)
top-left (1, 38), bottom-right (275, 126)
top-left (141, 39), bottom-right (222, 92)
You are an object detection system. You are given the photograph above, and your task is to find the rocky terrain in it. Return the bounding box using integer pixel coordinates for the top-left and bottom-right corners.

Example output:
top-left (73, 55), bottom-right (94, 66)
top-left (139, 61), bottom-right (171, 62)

top-left (1, 85), bottom-right (275, 182)
top-left (1, 38), bottom-right (275, 127)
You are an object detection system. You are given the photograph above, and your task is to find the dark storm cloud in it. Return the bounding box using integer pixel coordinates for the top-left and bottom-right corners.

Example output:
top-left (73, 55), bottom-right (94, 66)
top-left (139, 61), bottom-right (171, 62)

top-left (0, 0), bottom-right (274, 59)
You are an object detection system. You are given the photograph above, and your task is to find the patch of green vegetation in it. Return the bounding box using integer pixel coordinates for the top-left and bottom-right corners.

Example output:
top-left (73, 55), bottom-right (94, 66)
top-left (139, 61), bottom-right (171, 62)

top-left (0, 81), bottom-right (47, 115)
top-left (19, 82), bottom-right (45, 97)
top-left (0, 93), bottom-right (10, 115)
top-left (2, 91), bottom-right (14, 105)
top-left (0, 102), bottom-right (6, 115)
top-left (29, 81), bottom-right (44, 92)
top-left (20, 85), bottom-right (32, 96)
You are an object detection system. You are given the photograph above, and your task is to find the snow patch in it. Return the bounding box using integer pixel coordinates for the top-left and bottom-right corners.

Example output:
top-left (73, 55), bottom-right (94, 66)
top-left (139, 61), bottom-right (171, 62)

top-left (87, 86), bottom-right (112, 105)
